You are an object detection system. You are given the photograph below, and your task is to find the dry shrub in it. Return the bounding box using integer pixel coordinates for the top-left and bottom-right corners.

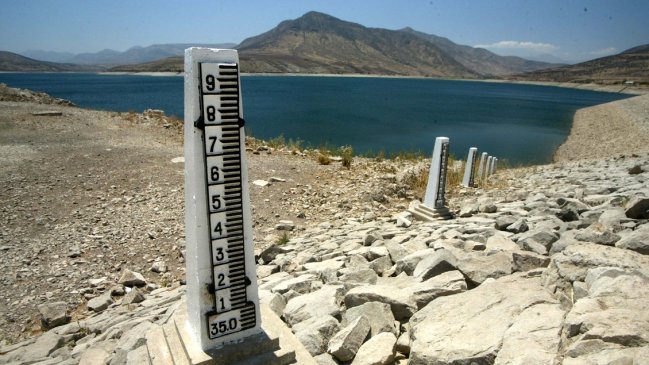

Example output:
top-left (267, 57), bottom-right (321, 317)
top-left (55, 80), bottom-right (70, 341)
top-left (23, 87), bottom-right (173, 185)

top-left (317, 153), bottom-right (332, 165)
top-left (341, 146), bottom-right (353, 169)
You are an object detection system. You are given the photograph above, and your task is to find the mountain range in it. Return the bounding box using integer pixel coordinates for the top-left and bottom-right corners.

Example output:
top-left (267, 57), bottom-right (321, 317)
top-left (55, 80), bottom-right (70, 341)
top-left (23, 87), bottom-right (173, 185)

top-left (1, 11), bottom-right (647, 84)
top-left (21, 43), bottom-right (236, 66)
top-left (510, 44), bottom-right (649, 84)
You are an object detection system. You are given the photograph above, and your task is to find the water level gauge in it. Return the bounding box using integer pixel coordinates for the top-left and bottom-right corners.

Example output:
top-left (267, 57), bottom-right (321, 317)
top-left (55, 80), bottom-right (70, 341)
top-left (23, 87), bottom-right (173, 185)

top-left (184, 48), bottom-right (261, 350)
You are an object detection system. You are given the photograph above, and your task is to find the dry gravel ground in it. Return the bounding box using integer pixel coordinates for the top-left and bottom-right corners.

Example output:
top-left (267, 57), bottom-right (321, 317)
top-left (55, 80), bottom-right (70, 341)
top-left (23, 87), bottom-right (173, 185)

top-left (554, 93), bottom-right (649, 162)
top-left (0, 86), bottom-right (414, 344)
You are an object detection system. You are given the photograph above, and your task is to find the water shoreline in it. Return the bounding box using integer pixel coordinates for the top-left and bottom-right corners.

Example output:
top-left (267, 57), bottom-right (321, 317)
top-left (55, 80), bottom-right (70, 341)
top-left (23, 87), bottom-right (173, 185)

top-left (93, 71), bottom-right (648, 95)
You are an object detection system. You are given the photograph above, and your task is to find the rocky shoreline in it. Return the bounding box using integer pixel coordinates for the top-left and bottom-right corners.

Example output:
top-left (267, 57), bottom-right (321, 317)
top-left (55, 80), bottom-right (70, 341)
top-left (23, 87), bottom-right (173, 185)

top-left (1, 85), bottom-right (649, 364)
top-left (554, 93), bottom-right (649, 162)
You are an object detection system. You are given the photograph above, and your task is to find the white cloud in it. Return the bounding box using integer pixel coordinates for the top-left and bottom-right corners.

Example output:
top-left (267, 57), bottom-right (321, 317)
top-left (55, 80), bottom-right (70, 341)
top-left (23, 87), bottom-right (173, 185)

top-left (474, 40), bottom-right (558, 54)
top-left (589, 47), bottom-right (618, 56)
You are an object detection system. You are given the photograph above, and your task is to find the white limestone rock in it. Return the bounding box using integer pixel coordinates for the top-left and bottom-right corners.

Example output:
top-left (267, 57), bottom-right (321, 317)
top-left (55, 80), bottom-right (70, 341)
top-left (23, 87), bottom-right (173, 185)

top-left (408, 274), bottom-right (562, 365)
top-left (350, 332), bottom-right (397, 365)
top-left (345, 284), bottom-right (417, 320)
top-left (327, 315), bottom-right (371, 362)
top-left (292, 315), bottom-right (340, 356)
top-left (412, 249), bottom-right (458, 282)
top-left (118, 269), bottom-right (146, 287)
top-left (456, 251), bottom-right (513, 285)
top-left (410, 270), bottom-right (467, 309)
top-left (615, 224), bottom-right (649, 254)
top-left (283, 285), bottom-right (345, 326)
top-left (37, 301), bottom-right (70, 329)
top-left (342, 301), bottom-right (397, 337)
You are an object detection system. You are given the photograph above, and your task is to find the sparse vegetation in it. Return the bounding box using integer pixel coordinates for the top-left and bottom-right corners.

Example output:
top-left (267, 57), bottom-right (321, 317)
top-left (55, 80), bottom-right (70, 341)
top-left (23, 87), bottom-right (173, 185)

top-left (317, 152), bottom-right (332, 165)
top-left (276, 232), bottom-right (290, 245)
top-left (340, 145), bottom-right (353, 169)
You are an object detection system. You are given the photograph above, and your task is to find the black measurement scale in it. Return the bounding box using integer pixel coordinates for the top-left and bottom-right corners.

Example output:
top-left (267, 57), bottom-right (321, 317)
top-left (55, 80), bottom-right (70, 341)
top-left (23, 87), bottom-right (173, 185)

top-left (196, 62), bottom-right (256, 339)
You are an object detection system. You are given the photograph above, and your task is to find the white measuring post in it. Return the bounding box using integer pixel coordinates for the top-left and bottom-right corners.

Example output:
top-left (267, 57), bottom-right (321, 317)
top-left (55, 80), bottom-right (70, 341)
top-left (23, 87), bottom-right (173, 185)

top-left (423, 137), bottom-right (450, 208)
top-left (184, 48), bottom-right (261, 351)
top-left (486, 156), bottom-right (494, 177)
top-left (477, 152), bottom-right (488, 180)
top-left (461, 147), bottom-right (478, 188)
top-left (409, 137), bottom-right (453, 220)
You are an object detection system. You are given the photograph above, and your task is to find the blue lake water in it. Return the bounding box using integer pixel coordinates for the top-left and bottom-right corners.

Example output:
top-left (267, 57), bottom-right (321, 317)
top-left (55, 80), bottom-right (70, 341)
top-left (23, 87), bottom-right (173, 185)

top-left (0, 73), bottom-right (630, 164)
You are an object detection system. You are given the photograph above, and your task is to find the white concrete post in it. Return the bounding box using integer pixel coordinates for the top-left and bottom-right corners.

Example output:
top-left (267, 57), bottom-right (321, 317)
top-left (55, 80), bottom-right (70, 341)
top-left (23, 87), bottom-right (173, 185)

top-left (486, 156), bottom-right (494, 177)
top-left (461, 147), bottom-right (478, 188)
top-left (423, 137), bottom-right (450, 209)
top-left (184, 48), bottom-right (261, 351)
top-left (477, 152), bottom-right (488, 180)
top-left (491, 158), bottom-right (498, 175)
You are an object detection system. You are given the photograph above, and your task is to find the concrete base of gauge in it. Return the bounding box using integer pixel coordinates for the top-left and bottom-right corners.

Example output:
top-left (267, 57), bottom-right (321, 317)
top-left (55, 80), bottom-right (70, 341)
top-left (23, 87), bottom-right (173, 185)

top-left (144, 302), bottom-right (317, 365)
top-left (409, 202), bottom-right (454, 221)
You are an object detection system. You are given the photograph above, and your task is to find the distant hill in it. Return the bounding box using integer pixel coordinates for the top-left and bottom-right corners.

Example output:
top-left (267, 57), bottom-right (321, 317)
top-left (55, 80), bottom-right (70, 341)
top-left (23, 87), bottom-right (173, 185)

top-left (106, 12), bottom-right (562, 78)
top-left (109, 56), bottom-right (183, 73)
top-left (70, 43), bottom-right (237, 65)
top-left (21, 43), bottom-right (237, 66)
top-left (511, 45), bottom-right (649, 85)
top-left (398, 27), bottom-right (559, 76)
top-left (21, 50), bottom-right (76, 63)
top-left (0, 51), bottom-right (102, 72)
top-left (236, 11), bottom-right (476, 77)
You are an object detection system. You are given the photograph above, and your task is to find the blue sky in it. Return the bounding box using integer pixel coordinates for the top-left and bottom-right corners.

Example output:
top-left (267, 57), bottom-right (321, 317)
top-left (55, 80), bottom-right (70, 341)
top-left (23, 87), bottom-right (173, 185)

top-left (1, 0), bottom-right (647, 63)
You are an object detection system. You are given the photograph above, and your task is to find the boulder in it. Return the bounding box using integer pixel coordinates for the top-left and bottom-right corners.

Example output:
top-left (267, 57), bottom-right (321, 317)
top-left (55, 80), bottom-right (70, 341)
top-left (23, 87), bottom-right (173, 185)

top-left (563, 269), bottom-right (649, 359)
top-left (459, 203), bottom-right (479, 217)
top-left (292, 315), bottom-right (340, 356)
top-left (18, 331), bottom-right (65, 362)
top-left (284, 285), bottom-right (344, 326)
top-left (87, 291), bottom-right (113, 312)
top-left (412, 249), bottom-right (458, 282)
top-left (271, 274), bottom-right (317, 295)
top-left (340, 269), bottom-right (378, 285)
top-left (479, 202), bottom-right (497, 213)
top-left (369, 256), bottom-right (393, 276)
top-left (494, 303), bottom-right (564, 365)
top-left (328, 316), bottom-right (371, 362)
top-left (615, 225), bottom-right (649, 255)
top-left (457, 251), bottom-right (513, 285)
top-left (486, 233), bottom-right (519, 252)
top-left (385, 239), bottom-right (409, 262)
top-left (494, 215), bottom-right (517, 231)
top-left (512, 251), bottom-right (550, 272)
top-left (507, 218), bottom-right (529, 233)
top-left (394, 249), bottom-right (435, 276)
top-left (598, 209), bottom-right (628, 232)
top-left (37, 301), bottom-right (70, 329)
top-left (574, 227), bottom-right (621, 246)
top-left (342, 302), bottom-right (396, 337)
top-left (408, 274), bottom-right (563, 365)
top-left (275, 220), bottom-right (295, 231)
top-left (410, 270), bottom-right (467, 309)
top-left (78, 339), bottom-right (117, 365)
top-left (314, 353), bottom-right (340, 365)
top-left (345, 284), bottom-right (416, 320)
top-left (122, 287), bottom-right (145, 304)
top-left (350, 332), bottom-right (397, 365)
top-left (625, 196), bottom-right (649, 219)
top-left (303, 259), bottom-right (346, 275)
top-left (517, 229), bottom-right (559, 255)
top-left (150, 260), bottom-right (168, 273)
top-left (118, 269), bottom-right (146, 287)
top-left (542, 242), bottom-right (649, 295)
top-left (115, 321), bottom-right (153, 352)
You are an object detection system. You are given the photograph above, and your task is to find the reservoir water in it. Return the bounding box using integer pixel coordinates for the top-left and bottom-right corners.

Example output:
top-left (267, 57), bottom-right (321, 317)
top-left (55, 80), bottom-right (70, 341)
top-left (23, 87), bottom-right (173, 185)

top-left (0, 73), bottom-right (629, 164)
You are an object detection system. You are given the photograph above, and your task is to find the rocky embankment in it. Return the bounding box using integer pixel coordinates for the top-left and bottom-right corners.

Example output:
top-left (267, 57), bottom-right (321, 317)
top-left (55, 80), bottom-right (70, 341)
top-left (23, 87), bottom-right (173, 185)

top-left (554, 93), bottom-right (649, 162)
top-left (2, 85), bottom-right (649, 364)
